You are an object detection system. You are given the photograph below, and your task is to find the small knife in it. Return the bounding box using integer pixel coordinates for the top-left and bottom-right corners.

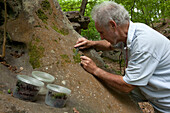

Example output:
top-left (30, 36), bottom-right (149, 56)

top-left (75, 47), bottom-right (79, 56)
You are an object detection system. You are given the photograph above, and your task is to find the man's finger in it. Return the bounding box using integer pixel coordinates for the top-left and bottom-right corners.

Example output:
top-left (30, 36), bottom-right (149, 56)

top-left (74, 41), bottom-right (87, 48)
top-left (80, 56), bottom-right (91, 60)
top-left (76, 37), bottom-right (86, 44)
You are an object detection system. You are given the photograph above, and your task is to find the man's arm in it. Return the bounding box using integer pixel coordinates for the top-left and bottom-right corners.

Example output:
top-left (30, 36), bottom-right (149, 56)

top-left (94, 68), bottom-right (136, 93)
top-left (74, 37), bottom-right (114, 51)
top-left (81, 56), bottom-right (136, 93)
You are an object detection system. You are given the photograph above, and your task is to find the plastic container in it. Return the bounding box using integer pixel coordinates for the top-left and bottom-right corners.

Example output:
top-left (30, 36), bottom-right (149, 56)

top-left (45, 84), bottom-right (71, 108)
top-left (13, 75), bottom-right (44, 101)
top-left (32, 71), bottom-right (55, 95)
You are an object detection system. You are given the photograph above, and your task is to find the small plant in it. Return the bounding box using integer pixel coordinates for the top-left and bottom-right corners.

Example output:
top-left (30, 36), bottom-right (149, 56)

top-left (46, 91), bottom-right (68, 108)
top-left (52, 92), bottom-right (67, 99)
top-left (8, 89), bottom-right (11, 94)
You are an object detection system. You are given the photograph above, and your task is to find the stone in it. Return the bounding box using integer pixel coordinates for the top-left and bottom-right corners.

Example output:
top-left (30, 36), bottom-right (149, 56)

top-left (0, 0), bottom-right (141, 112)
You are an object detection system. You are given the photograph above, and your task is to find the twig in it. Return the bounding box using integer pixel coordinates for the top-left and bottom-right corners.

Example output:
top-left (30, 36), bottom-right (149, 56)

top-left (0, 0), bottom-right (7, 59)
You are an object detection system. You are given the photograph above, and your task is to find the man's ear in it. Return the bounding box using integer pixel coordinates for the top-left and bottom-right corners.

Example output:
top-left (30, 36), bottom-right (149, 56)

top-left (109, 20), bottom-right (117, 28)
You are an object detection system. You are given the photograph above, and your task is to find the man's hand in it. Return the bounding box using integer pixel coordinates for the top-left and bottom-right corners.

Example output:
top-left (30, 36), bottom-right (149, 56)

top-left (74, 37), bottom-right (94, 50)
top-left (80, 56), bottom-right (98, 75)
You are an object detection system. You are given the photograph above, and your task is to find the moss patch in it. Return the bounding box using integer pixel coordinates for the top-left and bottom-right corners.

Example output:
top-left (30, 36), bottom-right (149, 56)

top-left (54, 39), bottom-right (58, 43)
top-left (36, 9), bottom-right (48, 24)
top-left (34, 25), bottom-right (41, 28)
top-left (53, 93), bottom-right (67, 98)
top-left (52, 23), bottom-right (69, 36)
top-left (41, 0), bottom-right (52, 15)
top-left (28, 42), bottom-right (44, 69)
top-left (60, 54), bottom-right (71, 63)
top-left (45, 25), bottom-right (49, 30)
top-left (41, 0), bottom-right (51, 10)
top-left (73, 48), bottom-right (81, 63)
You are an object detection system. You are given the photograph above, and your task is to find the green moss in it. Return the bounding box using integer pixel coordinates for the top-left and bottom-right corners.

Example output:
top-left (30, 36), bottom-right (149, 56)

top-left (34, 25), bottom-right (41, 28)
top-left (73, 48), bottom-right (81, 63)
top-left (45, 25), bottom-right (49, 30)
top-left (29, 42), bottom-right (45, 69)
top-left (35, 37), bottom-right (40, 42)
top-left (52, 93), bottom-right (67, 98)
top-left (41, 0), bottom-right (51, 10)
top-left (56, 61), bottom-right (59, 64)
top-left (60, 54), bottom-right (71, 63)
top-left (0, 91), bottom-right (3, 94)
top-left (107, 105), bottom-right (111, 109)
top-left (115, 70), bottom-right (122, 75)
top-left (36, 9), bottom-right (48, 24)
top-left (52, 23), bottom-right (69, 36)
top-left (104, 64), bottom-right (109, 69)
top-left (54, 39), bottom-right (58, 43)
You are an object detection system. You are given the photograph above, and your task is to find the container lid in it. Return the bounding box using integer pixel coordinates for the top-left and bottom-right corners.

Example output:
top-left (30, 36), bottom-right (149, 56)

top-left (47, 84), bottom-right (71, 95)
top-left (32, 71), bottom-right (55, 83)
top-left (17, 75), bottom-right (44, 87)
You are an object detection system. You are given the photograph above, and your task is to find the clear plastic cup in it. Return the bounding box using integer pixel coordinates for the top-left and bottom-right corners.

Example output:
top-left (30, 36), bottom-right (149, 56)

top-left (45, 84), bottom-right (71, 108)
top-left (32, 71), bottom-right (55, 95)
top-left (13, 75), bottom-right (44, 101)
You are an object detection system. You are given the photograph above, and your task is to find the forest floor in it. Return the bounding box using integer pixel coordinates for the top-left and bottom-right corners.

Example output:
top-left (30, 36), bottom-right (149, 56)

top-left (102, 57), bottom-right (154, 113)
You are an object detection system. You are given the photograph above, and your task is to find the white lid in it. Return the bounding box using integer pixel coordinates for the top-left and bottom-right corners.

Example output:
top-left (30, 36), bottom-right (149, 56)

top-left (17, 75), bottom-right (44, 87)
top-left (47, 84), bottom-right (71, 95)
top-left (32, 71), bottom-right (55, 83)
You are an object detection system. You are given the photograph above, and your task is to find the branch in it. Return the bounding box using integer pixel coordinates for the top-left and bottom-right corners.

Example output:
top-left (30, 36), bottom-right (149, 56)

top-left (80, 0), bottom-right (88, 16)
top-left (130, 0), bottom-right (136, 21)
top-left (0, 0), bottom-right (7, 59)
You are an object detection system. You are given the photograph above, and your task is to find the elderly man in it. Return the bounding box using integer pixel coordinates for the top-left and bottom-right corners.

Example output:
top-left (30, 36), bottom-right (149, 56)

top-left (74, 1), bottom-right (170, 113)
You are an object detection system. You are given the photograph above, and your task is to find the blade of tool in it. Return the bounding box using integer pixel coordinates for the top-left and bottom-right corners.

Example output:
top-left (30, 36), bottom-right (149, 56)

top-left (75, 47), bottom-right (79, 56)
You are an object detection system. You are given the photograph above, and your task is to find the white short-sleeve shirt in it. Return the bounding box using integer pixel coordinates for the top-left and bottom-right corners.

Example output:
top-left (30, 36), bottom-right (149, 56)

top-left (123, 21), bottom-right (170, 112)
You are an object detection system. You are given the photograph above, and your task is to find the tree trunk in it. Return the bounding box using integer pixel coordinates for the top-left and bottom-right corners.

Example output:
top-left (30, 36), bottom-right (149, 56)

top-left (80, 0), bottom-right (88, 16)
top-left (0, 0), bottom-right (141, 112)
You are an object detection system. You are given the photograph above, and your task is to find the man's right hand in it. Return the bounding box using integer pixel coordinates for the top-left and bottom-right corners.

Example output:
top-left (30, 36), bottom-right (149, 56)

top-left (74, 37), bottom-right (94, 50)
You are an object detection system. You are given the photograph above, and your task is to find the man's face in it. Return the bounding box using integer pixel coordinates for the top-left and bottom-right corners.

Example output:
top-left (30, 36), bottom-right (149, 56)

top-left (95, 22), bottom-right (118, 45)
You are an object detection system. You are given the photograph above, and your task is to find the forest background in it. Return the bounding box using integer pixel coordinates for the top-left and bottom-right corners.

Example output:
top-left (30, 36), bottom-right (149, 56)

top-left (58, 0), bottom-right (170, 40)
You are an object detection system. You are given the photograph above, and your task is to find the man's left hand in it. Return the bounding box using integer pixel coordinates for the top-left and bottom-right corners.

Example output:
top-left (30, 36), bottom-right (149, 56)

top-left (80, 56), bottom-right (98, 75)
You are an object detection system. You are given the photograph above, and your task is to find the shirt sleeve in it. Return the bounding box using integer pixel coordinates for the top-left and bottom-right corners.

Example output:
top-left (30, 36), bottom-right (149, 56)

top-left (123, 51), bottom-right (159, 86)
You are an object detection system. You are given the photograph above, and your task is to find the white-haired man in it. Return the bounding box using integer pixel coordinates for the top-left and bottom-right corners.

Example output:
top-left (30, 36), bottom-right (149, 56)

top-left (74, 1), bottom-right (170, 113)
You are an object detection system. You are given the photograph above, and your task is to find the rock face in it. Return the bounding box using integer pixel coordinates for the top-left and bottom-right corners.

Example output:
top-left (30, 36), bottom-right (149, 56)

top-left (0, 0), bottom-right (141, 112)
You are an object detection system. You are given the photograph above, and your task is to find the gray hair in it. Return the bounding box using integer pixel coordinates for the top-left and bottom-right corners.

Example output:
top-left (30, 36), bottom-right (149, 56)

top-left (91, 1), bottom-right (129, 27)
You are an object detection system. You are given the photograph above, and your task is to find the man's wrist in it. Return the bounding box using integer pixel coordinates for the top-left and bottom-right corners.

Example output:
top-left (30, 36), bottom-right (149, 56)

top-left (90, 41), bottom-right (96, 47)
top-left (93, 67), bottom-right (101, 76)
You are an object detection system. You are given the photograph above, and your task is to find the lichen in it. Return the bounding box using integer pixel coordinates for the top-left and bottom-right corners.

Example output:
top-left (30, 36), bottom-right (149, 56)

top-left (52, 23), bottom-right (69, 36)
top-left (28, 42), bottom-right (44, 69)
top-left (36, 9), bottom-right (48, 24)
top-left (22, 0), bottom-right (39, 24)
top-left (60, 54), bottom-right (71, 63)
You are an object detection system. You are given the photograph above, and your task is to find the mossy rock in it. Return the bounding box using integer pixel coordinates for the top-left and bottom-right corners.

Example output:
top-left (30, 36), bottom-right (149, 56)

top-left (28, 42), bottom-right (44, 69)
top-left (52, 23), bottom-right (69, 36)
top-left (36, 9), bottom-right (48, 24)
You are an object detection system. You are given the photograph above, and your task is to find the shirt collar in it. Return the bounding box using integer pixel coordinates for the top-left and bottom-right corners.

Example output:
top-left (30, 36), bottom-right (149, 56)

top-left (127, 21), bottom-right (136, 49)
